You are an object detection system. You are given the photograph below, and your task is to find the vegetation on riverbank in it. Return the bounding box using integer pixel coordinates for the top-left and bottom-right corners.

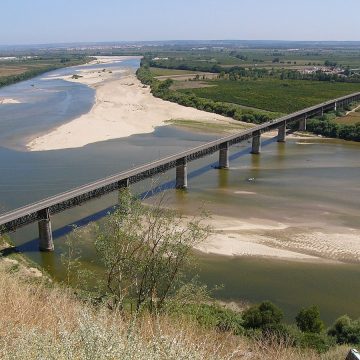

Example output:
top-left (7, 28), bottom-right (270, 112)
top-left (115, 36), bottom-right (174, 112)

top-left (306, 107), bottom-right (360, 142)
top-left (2, 191), bottom-right (358, 358)
top-left (178, 79), bottom-right (360, 114)
top-left (0, 55), bottom-right (93, 88)
top-left (1, 261), bottom-right (354, 360)
top-left (137, 59), bottom-right (281, 124)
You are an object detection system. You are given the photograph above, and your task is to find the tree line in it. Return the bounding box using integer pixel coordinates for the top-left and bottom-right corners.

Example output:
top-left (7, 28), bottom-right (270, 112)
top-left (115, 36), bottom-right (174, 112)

top-left (137, 59), bottom-right (279, 124)
top-left (306, 112), bottom-right (360, 142)
top-left (0, 56), bottom-right (91, 88)
top-left (149, 57), bottom-right (360, 83)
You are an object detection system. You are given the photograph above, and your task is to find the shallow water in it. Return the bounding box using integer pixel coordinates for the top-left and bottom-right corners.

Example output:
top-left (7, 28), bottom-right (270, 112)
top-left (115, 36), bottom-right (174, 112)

top-left (0, 58), bottom-right (139, 150)
top-left (1, 60), bottom-right (359, 325)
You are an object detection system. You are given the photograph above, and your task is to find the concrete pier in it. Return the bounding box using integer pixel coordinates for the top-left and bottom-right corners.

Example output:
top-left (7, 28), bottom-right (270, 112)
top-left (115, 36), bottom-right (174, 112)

top-left (176, 157), bottom-right (188, 189)
top-left (277, 122), bottom-right (286, 142)
top-left (218, 142), bottom-right (229, 169)
top-left (298, 117), bottom-right (307, 131)
top-left (38, 208), bottom-right (54, 252)
top-left (251, 131), bottom-right (261, 154)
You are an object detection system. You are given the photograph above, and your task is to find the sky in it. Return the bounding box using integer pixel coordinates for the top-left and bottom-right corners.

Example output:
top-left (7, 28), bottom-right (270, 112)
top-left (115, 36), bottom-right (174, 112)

top-left (1, 0), bottom-right (359, 45)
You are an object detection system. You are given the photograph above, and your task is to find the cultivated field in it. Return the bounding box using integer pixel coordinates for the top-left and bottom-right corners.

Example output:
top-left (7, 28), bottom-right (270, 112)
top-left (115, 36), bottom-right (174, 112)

top-left (178, 78), bottom-right (360, 113)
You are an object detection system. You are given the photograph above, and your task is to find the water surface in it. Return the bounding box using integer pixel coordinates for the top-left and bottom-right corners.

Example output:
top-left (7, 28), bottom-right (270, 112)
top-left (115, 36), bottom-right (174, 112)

top-left (1, 60), bottom-right (359, 325)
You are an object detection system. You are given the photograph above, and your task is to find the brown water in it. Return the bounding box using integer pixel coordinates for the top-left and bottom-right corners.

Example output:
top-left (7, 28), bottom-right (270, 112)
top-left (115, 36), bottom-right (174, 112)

top-left (5, 134), bottom-right (360, 324)
top-left (1, 60), bottom-right (359, 325)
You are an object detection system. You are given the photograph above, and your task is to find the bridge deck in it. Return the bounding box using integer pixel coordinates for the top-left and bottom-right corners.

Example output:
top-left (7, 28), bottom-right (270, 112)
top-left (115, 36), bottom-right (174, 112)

top-left (0, 92), bottom-right (359, 233)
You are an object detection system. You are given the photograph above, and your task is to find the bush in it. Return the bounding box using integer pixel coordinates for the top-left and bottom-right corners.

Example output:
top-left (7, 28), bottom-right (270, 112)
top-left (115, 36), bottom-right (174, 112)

top-left (298, 332), bottom-right (335, 353)
top-left (242, 301), bottom-right (283, 329)
top-left (328, 315), bottom-right (360, 345)
top-left (295, 306), bottom-right (324, 334)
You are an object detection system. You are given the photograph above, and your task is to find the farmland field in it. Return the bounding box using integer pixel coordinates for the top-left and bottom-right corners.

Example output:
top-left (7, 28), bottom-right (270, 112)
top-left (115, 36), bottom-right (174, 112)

top-left (0, 56), bottom-right (91, 88)
top-left (178, 78), bottom-right (360, 113)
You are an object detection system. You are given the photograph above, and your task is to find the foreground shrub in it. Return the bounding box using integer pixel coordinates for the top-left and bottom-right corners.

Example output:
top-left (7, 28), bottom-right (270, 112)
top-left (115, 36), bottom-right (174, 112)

top-left (298, 332), bottom-right (335, 354)
top-left (328, 315), bottom-right (360, 345)
top-left (296, 306), bottom-right (324, 334)
top-left (242, 301), bottom-right (283, 329)
top-left (168, 302), bottom-right (244, 335)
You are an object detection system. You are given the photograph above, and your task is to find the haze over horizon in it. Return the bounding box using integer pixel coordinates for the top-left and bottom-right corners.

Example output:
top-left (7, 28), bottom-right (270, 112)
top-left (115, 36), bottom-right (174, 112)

top-left (1, 0), bottom-right (359, 46)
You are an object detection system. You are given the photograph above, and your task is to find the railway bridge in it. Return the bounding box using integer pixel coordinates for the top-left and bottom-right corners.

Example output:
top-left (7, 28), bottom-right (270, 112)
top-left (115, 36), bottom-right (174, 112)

top-left (0, 92), bottom-right (359, 251)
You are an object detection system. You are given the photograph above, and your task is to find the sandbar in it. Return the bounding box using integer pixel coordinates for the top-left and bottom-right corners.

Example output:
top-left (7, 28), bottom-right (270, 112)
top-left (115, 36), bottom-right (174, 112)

top-left (27, 56), bottom-right (244, 151)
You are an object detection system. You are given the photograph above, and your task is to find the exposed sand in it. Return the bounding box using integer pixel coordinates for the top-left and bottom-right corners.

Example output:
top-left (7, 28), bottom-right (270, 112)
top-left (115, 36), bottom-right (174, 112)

top-left (27, 56), bottom-right (243, 151)
top-left (195, 215), bottom-right (360, 263)
top-left (0, 98), bottom-right (21, 104)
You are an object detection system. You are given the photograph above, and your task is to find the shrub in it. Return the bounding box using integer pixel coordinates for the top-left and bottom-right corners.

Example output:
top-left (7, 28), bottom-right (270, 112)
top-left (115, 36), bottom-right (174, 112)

top-left (242, 301), bottom-right (283, 329)
top-left (328, 315), bottom-right (360, 345)
top-left (298, 332), bottom-right (335, 353)
top-left (295, 306), bottom-right (324, 334)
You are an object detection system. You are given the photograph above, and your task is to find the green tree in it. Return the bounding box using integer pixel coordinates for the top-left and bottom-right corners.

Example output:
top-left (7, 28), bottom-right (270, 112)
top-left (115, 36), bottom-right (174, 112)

top-left (94, 189), bottom-right (209, 312)
top-left (295, 305), bottom-right (324, 334)
top-left (328, 315), bottom-right (360, 345)
top-left (242, 301), bottom-right (283, 329)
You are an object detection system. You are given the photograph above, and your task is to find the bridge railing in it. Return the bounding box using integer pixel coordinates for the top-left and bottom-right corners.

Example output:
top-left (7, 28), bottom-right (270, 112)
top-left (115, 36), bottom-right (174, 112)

top-left (0, 91), bottom-right (360, 250)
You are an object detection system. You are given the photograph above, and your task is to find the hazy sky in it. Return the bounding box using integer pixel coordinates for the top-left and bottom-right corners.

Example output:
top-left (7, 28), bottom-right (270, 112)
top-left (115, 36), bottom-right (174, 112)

top-left (1, 0), bottom-right (359, 45)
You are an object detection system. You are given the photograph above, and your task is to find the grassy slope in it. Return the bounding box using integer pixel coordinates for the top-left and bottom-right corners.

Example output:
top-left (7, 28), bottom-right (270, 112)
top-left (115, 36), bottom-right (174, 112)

top-left (0, 260), bottom-right (350, 360)
top-left (178, 79), bottom-right (360, 114)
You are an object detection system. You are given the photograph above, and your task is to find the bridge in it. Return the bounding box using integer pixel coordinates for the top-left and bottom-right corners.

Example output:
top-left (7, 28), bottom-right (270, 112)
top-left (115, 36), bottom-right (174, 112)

top-left (0, 92), bottom-right (359, 251)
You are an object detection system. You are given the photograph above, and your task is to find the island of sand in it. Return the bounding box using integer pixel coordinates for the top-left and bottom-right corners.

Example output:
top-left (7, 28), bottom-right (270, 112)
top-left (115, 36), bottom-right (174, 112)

top-left (27, 56), bottom-right (245, 151)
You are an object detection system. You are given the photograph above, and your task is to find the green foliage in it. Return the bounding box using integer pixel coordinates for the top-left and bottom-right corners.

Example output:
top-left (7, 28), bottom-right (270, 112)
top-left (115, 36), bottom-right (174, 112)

top-left (169, 302), bottom-right (244, 335)
top-left (137, 59), bottom-right (279, 125)
top-left (307, 115), bottom-right (360, 142)
top-left (0, 56), bottom-right (91, 88)
top-left (242, 301), bottom-right (283, 329)
top-left (179, 78), bottom-right (360, 114)
top-left (298, 332), bottom-right (335, 353)
top-left (94, 189), bottom-right (209, 312)
top-left (328, 315), bottom-right (360, 345)
top-left (295, 306), bottom-right (324, 334)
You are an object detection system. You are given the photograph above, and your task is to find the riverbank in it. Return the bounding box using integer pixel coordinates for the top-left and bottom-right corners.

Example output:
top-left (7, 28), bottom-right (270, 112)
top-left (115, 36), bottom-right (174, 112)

top-left (193, 215), bottom-right (360, 263)
top-left (27, 56), bottom-right (244, 151)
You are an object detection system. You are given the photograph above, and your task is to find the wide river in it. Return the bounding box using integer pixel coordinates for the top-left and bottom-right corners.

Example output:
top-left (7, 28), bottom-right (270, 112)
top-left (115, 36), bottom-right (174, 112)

top-left (0, 59), bottom-right (359, 324)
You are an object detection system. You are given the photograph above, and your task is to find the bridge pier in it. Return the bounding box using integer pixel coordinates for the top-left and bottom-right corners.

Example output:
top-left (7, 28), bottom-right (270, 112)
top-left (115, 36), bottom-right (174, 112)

top-left (298, 117), bottom-right (307, 131)
top-left (251, 131), bottom-right (261, 154)
top-left (277, 122), bottom-right (286, 142)
top-left (38, 208), bottom-right (54, 252)
top-left (334, 102), bottom-right (337, 111)
top-left (176, 157), bottom-right (188, 189)
top-left (218, 142), bottom-right (229, 169)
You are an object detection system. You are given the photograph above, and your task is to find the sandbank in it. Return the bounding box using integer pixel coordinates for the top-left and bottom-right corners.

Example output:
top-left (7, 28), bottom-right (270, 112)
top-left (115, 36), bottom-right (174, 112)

top-left (194, 214), bottom-right (360, 263)
top-left (0, 98), bottom-right (21, 104)
top-left (27, 56), bottom-right (243, 151)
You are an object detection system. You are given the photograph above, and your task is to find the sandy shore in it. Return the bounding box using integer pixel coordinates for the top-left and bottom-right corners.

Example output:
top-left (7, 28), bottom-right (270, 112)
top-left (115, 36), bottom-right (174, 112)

top-left (194, 214), bottom-right (360, 263)
top-left (27, 56), bottom-right (243, 151)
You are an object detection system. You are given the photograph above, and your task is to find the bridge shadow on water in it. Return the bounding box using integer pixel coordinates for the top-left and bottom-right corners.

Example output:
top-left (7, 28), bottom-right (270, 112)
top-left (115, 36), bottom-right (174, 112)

top-left (15, 137), bottom-right (276, 253)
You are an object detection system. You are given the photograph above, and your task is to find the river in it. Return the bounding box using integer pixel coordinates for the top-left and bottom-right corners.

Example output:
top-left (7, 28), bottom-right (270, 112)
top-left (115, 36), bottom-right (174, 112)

top-left (0, 59), bottom-right (359, 324)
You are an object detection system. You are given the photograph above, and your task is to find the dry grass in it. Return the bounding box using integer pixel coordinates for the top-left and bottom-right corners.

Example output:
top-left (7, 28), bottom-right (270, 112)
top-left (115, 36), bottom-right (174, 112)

top-left (334, 112), bottom-right (360, 125)
top-left (0, 67), bottom-right (28, 76)
top-left (0, 262), bottom-right (350, 359)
